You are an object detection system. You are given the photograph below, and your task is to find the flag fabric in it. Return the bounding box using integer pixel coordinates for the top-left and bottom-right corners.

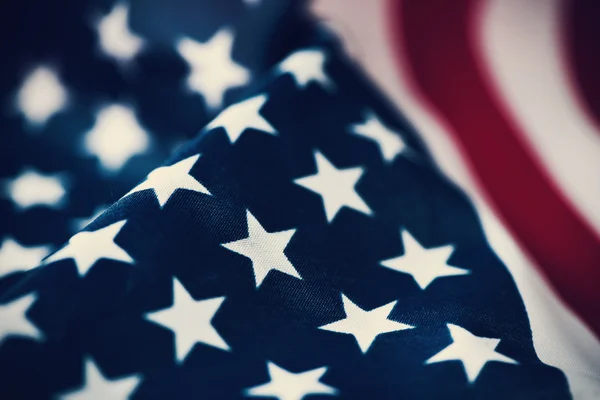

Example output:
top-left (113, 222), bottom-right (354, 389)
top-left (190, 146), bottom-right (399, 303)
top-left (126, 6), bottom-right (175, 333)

top-left (0, 0), bottom-right (598, 399)
top-left (313, 0), bottom-right (600, 397)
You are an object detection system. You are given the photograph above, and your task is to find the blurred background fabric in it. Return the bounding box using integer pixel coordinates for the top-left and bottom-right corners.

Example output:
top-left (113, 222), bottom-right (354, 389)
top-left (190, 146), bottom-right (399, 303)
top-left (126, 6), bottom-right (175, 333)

top-left (0, 0), bottom-right (311, 249)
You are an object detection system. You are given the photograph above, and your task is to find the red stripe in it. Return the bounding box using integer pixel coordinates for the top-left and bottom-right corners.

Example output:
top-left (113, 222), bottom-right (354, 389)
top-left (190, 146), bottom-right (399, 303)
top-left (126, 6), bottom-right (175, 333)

top-left (386, 0), bottom-right (600, 336)
top-left (562, 0), bottom-right (600, 133)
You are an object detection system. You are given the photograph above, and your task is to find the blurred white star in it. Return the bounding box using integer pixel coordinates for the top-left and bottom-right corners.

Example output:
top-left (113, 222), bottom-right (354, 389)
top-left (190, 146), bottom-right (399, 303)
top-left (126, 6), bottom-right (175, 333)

top-left (0, 293), bottom-right (43, 347)
top-left (4, 170), bottom-right (67, 211)
top-left (278, 49), bottom-right (333, 90)
top-left (95, 4), bottom-right (144, 63)
top-left (177, 28), bottom-right (251, 110)
top-left (350, 112), bottom-right (407, 163)
top-left (84, 104), bottom-right (150, 172)
top-left (0, 238), bottom-right (51, 279)
top-left (59, 358), bottom-right (142, 400)
top-left (16, 66), bottom-right (68, 127)
top-left (245, 362), bottom-right (337, 400)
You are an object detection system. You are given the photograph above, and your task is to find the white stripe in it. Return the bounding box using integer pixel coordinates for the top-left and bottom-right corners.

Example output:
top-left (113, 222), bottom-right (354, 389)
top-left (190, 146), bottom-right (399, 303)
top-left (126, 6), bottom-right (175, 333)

top-left (477, 0), bottom-right (600, 238)
top-left (311, 0), bottom-right (600, 397)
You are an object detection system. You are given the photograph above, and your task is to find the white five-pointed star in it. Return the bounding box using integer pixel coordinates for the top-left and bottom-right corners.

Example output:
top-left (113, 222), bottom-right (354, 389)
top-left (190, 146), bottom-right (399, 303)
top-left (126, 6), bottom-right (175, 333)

top-left (95, 4), bottom-right (144, 63)
top-left (221, 210), bottom-right (301, 288)
top-left (4, 170), bottom-right (67, 210)
top-left (44, 220), bottom-right (133, 276)
top-left (146, 278), bottom-right (229, 363)
top-left (0, 293), bottom-right (42, 347)
top-left (245, 362), bottom-right (337, 400)
top-left (350, 112), bottom-right (407, 163)
top-left (16, 66), bottom-right (68, 127)
top-left (380, 230), bottom-right (469, 289)
top-left (426, 324), bottom-right (518, 383)
top-left (177, 28), bottom-right (251, 110)
top-left (59, 358), bottom-right (142, 400)
top-left (122, 155), bottom-right (210, 208)
top-left (205, 94), bottom-right (276, 143)
top-left (0, 238), bottom-right (51, 279)
top-left (278, 49), bottom-right (333, 90)
top-left (319, 294), bottom-right (413, 353)
top-left (294, 151), bottom-right (371, 223)
top-left (84, 104), bottom-right (150, 172)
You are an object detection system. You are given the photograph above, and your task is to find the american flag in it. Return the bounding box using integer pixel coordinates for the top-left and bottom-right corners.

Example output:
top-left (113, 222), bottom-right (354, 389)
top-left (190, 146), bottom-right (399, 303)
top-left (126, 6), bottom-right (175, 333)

top-left (0, 0), bottom-right (598, 398)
